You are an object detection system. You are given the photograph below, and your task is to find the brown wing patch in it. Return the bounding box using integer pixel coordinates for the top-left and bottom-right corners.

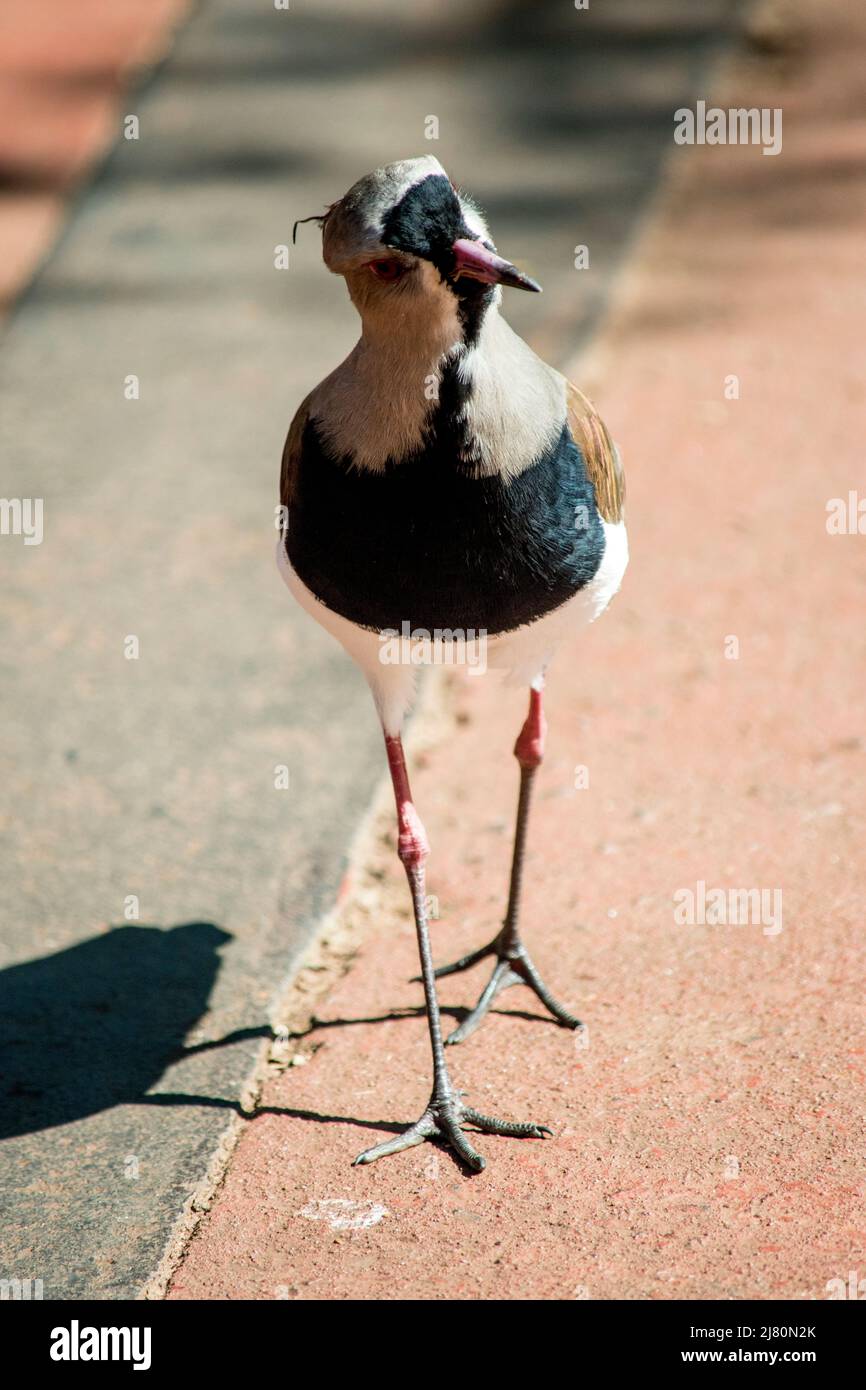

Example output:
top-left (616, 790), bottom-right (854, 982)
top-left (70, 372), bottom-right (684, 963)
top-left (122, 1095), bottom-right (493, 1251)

top-left (565, 380), bottom-right (624, 524)
top-left (280, 394), bottom-right (312, 512)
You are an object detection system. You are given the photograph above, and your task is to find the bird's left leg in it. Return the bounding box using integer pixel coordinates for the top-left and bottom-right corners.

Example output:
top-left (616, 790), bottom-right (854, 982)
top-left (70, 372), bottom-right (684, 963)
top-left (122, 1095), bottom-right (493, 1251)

top-left (353, 731), bottom-right (550, 1169)
top-left (431, 684), bottom-right (583, 1045)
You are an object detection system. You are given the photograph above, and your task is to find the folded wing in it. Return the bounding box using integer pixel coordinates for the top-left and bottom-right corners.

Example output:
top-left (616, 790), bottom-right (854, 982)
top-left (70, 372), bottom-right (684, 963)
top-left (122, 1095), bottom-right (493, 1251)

top-left (565, 380), bottom-right (625, 524)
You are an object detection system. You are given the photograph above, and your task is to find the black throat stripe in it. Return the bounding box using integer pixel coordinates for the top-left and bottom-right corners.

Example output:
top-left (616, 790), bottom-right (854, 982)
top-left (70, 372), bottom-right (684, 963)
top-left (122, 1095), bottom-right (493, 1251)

top-left (381, 174), bottom-right (496, 344)
top-left (285, 419), bottom-right (607, 636)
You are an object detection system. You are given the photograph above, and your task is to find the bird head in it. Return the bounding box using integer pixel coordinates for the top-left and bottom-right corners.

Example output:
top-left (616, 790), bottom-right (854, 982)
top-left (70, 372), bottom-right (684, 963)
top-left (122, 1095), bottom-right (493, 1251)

top-left (307, 156), bottom-right (540, 340)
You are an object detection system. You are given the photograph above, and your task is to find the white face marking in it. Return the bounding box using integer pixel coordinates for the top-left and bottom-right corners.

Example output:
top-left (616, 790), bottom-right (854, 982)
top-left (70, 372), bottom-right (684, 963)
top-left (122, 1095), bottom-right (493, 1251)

top-left (323, 156), bottom-right (448, 273)
top-left (457, 196), bottom-right (492, 245)
top-left (365, 156), bottom-right (448, 232)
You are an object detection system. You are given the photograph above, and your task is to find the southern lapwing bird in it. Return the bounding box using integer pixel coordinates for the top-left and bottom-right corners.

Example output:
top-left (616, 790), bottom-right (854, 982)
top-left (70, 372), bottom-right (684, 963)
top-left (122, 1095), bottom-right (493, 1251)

top-left (278, 156), bottom-right (627, 1171)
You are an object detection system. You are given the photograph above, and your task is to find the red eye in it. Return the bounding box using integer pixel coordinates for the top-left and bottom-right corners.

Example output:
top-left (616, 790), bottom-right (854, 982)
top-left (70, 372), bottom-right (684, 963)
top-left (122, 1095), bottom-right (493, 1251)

top-left (368, 257), bottom-right (406, 283)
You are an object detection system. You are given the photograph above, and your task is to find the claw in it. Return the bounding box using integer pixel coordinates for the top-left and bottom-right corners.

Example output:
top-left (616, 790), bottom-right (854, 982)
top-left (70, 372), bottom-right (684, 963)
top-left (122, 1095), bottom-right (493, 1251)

top-left (352, 1119), bottom-right (431, 1165)
top-left (427, 934), bottom-right (582, 1045)
top-left (352, 1093), bottom-right (546, 1170)
top-left (411, 940), bottom-right (495, 985)
top-left (464, 1107), bottom-right (552, 1140)
top-left (442, 1118), bottom-right (486, 1172)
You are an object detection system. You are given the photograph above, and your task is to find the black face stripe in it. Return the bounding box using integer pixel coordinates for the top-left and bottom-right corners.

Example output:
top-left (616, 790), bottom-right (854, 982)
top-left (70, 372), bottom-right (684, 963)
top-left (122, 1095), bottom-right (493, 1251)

top-left (286, 419), bottom-right (606, 636)
top-left (380, 174), bottom-right (495, 343)
top-left (381, 174), bottom-right (465, 270)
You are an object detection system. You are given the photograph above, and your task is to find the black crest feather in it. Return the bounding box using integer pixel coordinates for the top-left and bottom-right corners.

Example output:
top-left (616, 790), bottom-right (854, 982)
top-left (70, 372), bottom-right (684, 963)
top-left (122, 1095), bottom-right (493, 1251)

top-left (292, 200), bottom-right (341, 245)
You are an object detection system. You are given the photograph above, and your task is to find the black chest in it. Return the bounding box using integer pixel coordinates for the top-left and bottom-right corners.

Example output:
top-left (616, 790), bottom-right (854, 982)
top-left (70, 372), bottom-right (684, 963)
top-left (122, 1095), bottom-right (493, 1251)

top-left (286, 419), bottom-right (606, 635)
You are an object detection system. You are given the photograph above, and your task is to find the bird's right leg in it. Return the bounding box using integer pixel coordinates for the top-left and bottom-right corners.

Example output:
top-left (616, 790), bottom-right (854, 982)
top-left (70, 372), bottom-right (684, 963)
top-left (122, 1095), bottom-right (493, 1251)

top-left (353, 731), bottom-right (550, 1170)
top-left (429, 684), bottom-right (582, 1045)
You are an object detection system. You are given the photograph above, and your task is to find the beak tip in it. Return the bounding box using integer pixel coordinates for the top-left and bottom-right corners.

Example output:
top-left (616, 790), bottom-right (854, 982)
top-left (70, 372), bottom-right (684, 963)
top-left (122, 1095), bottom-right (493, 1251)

top-left (499, 261), bottom-right (542, 294)
top-left (510, 271), bottom-right (542, 294)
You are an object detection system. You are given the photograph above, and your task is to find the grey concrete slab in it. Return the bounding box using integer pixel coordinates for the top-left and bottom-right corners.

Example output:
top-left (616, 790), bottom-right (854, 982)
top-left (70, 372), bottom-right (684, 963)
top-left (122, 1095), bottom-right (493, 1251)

top-left (0, 0), bottom-right (745, 1298)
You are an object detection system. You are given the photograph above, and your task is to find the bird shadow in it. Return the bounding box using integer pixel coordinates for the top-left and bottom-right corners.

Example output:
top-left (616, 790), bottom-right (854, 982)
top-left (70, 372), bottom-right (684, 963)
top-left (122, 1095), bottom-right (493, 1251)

top-left (289, 1001), bottom-right (568, 1041)
top-left (137, 1091), bottom-right (407, 1139)
top-left (0, 921), bottom-right (233, 1141)
top-left (137, 1091), bottom-right (515, 1175)
top-left (0, 922), bottom-right (561, 1162)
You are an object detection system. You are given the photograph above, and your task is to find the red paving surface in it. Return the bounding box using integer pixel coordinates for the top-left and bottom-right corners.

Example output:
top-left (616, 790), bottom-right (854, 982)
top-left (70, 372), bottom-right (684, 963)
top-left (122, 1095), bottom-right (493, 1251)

top-left (0, 0), bottom-right (188, 313)
top-left (165, 0), bottom-right (865, 1301)
top-left (167, 0), bottom-right (866, 1301)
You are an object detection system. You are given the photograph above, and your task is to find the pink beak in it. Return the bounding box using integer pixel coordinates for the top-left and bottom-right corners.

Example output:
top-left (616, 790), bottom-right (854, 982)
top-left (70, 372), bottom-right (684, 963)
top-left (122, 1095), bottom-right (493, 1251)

top-left (451, 237), bottom-right (541, 293)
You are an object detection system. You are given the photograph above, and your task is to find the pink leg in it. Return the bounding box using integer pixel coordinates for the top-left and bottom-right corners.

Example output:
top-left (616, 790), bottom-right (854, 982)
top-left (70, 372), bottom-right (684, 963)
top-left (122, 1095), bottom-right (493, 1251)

top-left (384, 734), bottom-right (430, 868)
top-left (430, 684), bottom-right (583, 1045)
top-left (513, 685), bottom-right (547, 770)
top-left (353, 730), bottom-right (550, 1168)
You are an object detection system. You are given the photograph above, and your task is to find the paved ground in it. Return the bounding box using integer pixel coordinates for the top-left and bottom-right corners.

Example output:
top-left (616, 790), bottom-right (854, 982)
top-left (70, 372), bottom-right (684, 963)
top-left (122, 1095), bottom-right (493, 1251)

top-left (0, 1), bottom-right (745, 1300)
top-left (166, 0), bottom-right (866, 1301)
top-left (0, 0), bottom-right (189, 315)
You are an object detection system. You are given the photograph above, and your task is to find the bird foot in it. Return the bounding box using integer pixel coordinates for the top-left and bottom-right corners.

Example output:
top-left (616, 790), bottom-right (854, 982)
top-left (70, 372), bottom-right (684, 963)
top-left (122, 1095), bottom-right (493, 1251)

top-left (352, 1087), bottom-right (550, 1171)
top-left (429, 934), bottom-right (582, 1045)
